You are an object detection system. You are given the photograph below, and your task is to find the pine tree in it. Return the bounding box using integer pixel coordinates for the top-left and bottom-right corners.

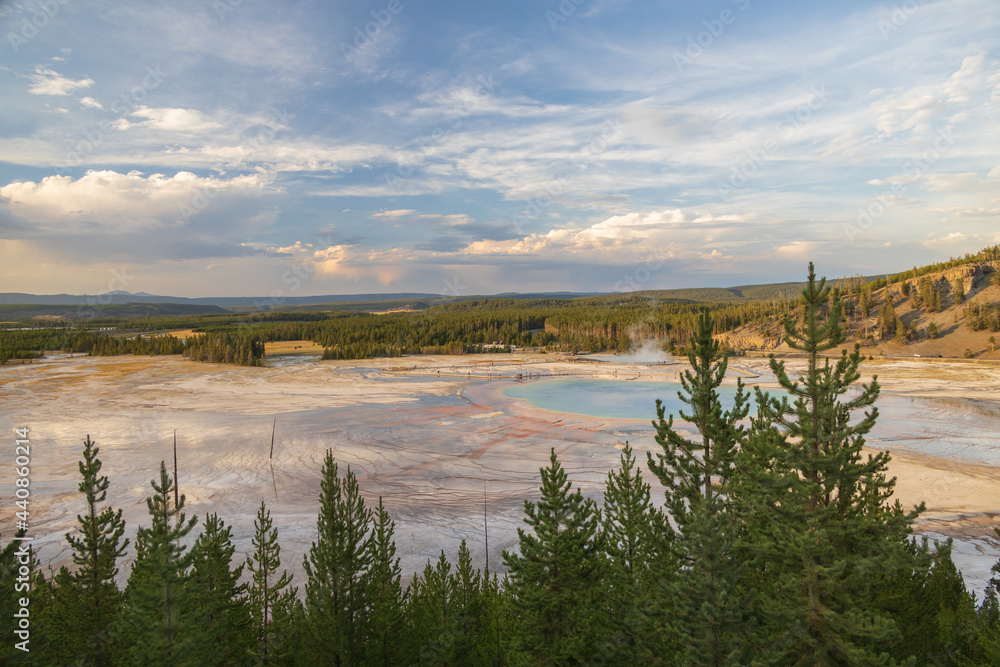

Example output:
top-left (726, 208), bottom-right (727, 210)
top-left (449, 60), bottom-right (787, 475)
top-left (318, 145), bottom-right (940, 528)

top-left (952, 276), bottom-right (966, 304)
top-left (476, 571), bottom-right (511, 667)
top-left (303, 450), bottom-right (372, 665)
top-left (246, 501), bottom-right (297, 666)
top-left (503, 448), bottom-right (606, 664)
top-left (363, 498), bottom-right (404, 667)
top-left (121, 461), bottom-right (199, 665)
top-left (909, 541), bottom-right (979, 663)
top-left (0, 527), bottom-right (36, 661)
top-left (647, 308), bottom-right (751, 665)
top-left (190, 513), bottom-right (251, 664)
top-left (739, 263), bottom-right (923, 664)
top-left (57, 435), bottom-right (129, 665)
top-left (602, 442), bottom-right (673, 661)
top-left (36, 437), bottom-right (129, 665)
top-left (405, 551), bottom-right (457, 664)
top-left (449, 540), bottom-right (491, 663)
top-left (975, 528), bottom-right (1000, 663)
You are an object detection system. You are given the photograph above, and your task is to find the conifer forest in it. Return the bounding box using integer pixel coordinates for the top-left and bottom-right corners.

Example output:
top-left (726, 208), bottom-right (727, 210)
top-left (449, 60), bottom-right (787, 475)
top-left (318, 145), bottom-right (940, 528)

top-left (3, 267), bottom-right (999, 665)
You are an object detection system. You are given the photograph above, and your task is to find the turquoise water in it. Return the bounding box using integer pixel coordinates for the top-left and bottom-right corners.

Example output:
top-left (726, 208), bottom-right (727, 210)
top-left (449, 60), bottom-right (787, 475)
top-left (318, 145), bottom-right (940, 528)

top-left (504, 378), bottom-right (769, 421)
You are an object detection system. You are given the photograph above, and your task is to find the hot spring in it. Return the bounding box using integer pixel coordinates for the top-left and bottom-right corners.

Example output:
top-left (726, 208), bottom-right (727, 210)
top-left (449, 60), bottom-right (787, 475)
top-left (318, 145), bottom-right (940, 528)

top-left (503, 378), bottom-right (772, 421)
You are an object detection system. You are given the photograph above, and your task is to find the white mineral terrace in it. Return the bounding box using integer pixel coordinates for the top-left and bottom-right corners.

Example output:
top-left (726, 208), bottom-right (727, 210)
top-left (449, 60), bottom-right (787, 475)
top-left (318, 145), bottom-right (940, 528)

top-left (1, 352), bottom-right (998, 595)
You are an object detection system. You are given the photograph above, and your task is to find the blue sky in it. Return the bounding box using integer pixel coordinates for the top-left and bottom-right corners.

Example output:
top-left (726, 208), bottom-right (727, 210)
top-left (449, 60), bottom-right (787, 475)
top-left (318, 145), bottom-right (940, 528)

top-left (1, 0), bottom-right (998, 297)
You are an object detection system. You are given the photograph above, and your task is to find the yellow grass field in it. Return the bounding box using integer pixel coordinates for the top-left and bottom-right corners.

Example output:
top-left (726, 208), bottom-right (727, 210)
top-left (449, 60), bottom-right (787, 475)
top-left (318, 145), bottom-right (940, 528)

top-left (264, 340), bottom-right (325, 355)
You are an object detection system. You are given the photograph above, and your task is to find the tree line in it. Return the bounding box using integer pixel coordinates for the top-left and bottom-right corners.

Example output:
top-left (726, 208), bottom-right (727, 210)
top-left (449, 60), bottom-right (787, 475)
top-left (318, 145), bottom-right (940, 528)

top-left (3, 266), bottom-right (999, 664)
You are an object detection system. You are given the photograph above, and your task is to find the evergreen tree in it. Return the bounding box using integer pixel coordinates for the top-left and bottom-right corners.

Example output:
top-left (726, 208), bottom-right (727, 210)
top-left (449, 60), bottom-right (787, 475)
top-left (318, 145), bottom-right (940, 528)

top-left (975, 528), bottom-right (1000, 663)
top-left (302, 451), bottom-right (372, 665)
top-left (920, 542), bottom-right (979, 664)
top-left (738, 263), bottom-right (923, 664)
top-left (952, 277), bottom-right (966, 304)
top-left (121, 461), bottom-right (199, 665)
top-left (503, 448), bottom-right (606, 664)
top-left (602, 442), bottom-right (673, 662)
top-left (0, 527), bottom-right (36, 662)
top-left (363, 498), bottom-right (404, 667)
top-left (476, 571), bottom-right (511, 667)
top-left (648, 308), bottom-right (751, 665)
top-left (895, 315), bottom-right (908, 343)
top-left (34, 565), bottom-right (83, 665)
top-left (403, 541), bottom-right (498, 665)
top-left (246, 501), bottom-right (297, 666)
top-left (878, 298), bottom-right (898, 339)
top-left (190, 513), bottom-right (251, 664)
top-left (405, 551), bottom-right (457, 664)
top-left (58, 435), bottom-right (129, 665)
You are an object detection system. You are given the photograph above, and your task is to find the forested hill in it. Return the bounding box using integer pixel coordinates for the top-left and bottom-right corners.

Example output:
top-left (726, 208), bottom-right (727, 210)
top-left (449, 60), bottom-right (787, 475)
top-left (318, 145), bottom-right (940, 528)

top-left (2, 246), bottom-right (998, 363)
top-left (0, 302), bottom-right (227, 320)
top-left (591, 281), bottom-right (810, 304)
top-left (720, 248), bottom-right (1000, 359)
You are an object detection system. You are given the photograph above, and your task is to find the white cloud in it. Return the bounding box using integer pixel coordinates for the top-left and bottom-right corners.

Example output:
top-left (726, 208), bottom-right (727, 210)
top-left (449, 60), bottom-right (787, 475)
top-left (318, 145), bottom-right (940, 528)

top-left (869, 91), bottom-right (946, 137)
top-left (944, 52), bottom-right (988, 103)
top-left (129, 106), bottom-right (223, 133)
top-left (371, 209), bottom-right (416, 218)
top-left (0, 170), bottom-right (273, 233)
top-left (27, 66), bottom-right (94, 96)
top-left (274, 241), bottom-right (314, 255)
top-left (79, 96), bottom-right (104, 110)
top-left (775, 241), bottom-right (819, 257)
top-left (922, 231), bottom-right (977, 248)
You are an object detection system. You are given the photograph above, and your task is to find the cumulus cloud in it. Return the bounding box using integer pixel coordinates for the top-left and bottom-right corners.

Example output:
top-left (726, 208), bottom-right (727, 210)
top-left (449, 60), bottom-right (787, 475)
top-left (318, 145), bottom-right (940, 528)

top-left (775, 240), bottom-right (819, 257)
top-left (922, 231), bottom-right (977, 248)
top-left (459, 209), bottom-right (760, 261)
top-left (274, 241), bottom-right (315, 255)
top-left (371, 209), bottom-right (416, 218)
top-left (0, 170), bottom-right (274, 233)
top-left (944, 52), bottom-right (988, 103)
top-left (129, 106), bottom-right (224, 133)
top-left (27, 66), bottom-right (94, 95)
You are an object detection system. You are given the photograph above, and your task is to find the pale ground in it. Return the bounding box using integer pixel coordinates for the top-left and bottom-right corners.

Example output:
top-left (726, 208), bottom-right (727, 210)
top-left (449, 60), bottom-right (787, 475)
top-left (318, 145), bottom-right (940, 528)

top-left (0, 351), bottom-right (997, 596)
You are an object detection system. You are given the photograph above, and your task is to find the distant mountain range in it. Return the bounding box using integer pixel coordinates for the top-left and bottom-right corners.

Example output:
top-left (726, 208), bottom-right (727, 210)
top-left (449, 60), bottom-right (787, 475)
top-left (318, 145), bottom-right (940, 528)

top-left (0, 276), bottom-right (895, 313)
top-left (0, 290), bottom-right (602, 309)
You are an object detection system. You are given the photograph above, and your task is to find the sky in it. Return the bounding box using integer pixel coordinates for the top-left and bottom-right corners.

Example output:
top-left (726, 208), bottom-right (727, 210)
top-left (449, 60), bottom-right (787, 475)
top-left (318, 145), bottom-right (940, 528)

top-left (0, 0), bottom-right (998, 298)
